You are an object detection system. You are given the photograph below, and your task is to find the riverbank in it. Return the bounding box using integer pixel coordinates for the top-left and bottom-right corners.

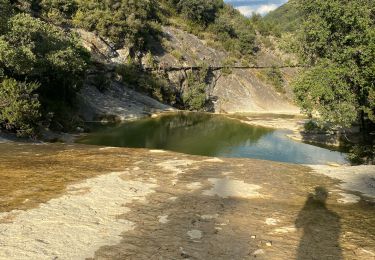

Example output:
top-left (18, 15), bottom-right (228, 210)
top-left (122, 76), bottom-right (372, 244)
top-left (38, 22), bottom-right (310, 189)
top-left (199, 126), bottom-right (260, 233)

top-left (0, 142), bottom-right (374, 259)
top-left (227, 113), bottom-right (350, 148)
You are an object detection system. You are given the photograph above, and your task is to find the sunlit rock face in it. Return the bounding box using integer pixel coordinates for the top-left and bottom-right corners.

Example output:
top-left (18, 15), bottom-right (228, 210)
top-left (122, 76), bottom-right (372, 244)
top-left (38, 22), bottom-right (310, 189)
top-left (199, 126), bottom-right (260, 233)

top-left (76, 26), bottom-right (298, 122)
top-left (0, 143), bottom-right (374, 259)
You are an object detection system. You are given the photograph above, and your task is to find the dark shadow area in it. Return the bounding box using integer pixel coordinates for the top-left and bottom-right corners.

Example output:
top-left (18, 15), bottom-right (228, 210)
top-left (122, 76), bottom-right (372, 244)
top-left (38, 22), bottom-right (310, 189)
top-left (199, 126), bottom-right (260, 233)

top-left (299, 121), bottom-right (375, 165)
top-left (296, 187), bottom-right (342, 260)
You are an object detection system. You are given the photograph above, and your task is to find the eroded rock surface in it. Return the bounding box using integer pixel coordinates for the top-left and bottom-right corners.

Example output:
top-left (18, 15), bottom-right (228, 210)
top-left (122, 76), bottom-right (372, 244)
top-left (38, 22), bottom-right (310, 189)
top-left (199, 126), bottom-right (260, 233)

top-left (0, 143), bottom-right (374, 259)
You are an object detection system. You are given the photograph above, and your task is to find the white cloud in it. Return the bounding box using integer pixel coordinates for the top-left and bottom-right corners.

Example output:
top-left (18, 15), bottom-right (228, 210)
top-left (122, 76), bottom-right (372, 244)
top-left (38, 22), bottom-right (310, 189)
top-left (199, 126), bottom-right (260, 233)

top-left (236, 6), bottom-right (255, 17)
top-left (257, 4), bottom-right (279, 15)
top-left (236, 4), bottom-right (279, 16)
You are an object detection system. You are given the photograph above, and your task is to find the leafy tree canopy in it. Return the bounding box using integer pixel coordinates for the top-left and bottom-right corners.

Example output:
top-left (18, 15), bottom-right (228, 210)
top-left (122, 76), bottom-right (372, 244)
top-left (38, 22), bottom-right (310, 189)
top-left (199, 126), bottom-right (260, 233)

top-left (293, 0), bottom-right (375, 129)
top-left (0, 2), bottom-right (89, 135)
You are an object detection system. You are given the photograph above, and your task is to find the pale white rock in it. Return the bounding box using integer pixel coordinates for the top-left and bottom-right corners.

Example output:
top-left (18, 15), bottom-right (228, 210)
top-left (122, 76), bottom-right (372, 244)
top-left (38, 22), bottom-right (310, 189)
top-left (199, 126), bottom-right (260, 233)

top-left (272, 226), bottom-right (296, 234)
top-left (265, 218), bottom-right (279, 226)
top-left (253, 249), bottom-right (265, 256)
top-left (337, 193), bottom-right (361, 204)
top-left (200, 214), bottom-right (219, 220)
top-left (149, 150), bottom-right (166, 153)
top-left (0, 172), bottom-right (158, 260)
top-left (187, 230), bottom-right (202, 240)
top-left (204, 158), bottom-right (224, 163)
top-left (309, 165), bottom-right (375, 199)
top-left (203, 177), bottom-right (262, 199)
top-left (158, 215), bottom-right (169, 224)
top-left (186, 182), bottom-right (202, 190)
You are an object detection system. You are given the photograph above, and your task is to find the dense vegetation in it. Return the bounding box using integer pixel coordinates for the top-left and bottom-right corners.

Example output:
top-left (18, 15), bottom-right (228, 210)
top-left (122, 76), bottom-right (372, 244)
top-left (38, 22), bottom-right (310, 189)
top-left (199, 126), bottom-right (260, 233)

top-left (263, 0), bottom-right (301, 34)
top-left (2, 0), bottom-right (373, 156)
top-left (162, 0), bottom-right (260, 59)
top-left (0, 0), bottom-right (90, 136)
top-left (288, 0), bottom-right (375, 163)
top-left (292, 0), bottom-right (375, 131)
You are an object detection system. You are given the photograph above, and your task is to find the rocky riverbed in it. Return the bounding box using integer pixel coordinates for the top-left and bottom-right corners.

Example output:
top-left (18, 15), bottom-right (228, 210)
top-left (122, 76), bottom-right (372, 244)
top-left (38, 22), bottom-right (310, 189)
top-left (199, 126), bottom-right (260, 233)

top-left (0, 142), bottom-right (374, 259)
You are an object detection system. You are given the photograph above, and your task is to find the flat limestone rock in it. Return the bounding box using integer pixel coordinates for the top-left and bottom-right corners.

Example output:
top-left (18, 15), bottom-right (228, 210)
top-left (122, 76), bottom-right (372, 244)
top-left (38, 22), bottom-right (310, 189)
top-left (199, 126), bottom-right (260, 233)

top-left (0, 143), bottom-right (374, 259)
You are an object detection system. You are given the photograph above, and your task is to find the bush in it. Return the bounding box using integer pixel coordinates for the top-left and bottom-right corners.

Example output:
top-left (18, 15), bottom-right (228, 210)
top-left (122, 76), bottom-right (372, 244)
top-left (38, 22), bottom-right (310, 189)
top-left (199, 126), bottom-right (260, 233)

top-left (72, 0), bottom-right (159, 50)
top-left (171, 0), bottom-right (223, 26)
top-left (0, 10), bottom-right (89, 136)
top-left (171, 50), bottom-right (184, 62)
top-left (183, 64), bottom-right (209, 110)
top-left (40, 0), bottom-right (78, 25)
top-left (183, 74), bottom-right (206, 111)
top-left (266, 66), bottom-right (285, 93)
top-left (0, 78), bottom-right (41, 136)
top-left (0, 13), bottom-right (89, 102)
top-left (116, 61), bottom-right (173, 103)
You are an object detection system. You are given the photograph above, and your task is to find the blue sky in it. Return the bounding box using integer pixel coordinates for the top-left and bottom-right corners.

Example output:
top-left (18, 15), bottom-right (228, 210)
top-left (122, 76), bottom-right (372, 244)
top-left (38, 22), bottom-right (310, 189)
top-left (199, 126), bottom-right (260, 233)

top-left (224, 0), bottom-right (288, 16)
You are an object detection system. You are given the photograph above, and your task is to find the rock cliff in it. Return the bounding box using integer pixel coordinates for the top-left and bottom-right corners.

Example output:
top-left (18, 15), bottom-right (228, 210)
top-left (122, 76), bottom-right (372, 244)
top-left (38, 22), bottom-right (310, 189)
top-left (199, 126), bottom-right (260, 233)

top-left (76, 26), bottom-right (299, 121)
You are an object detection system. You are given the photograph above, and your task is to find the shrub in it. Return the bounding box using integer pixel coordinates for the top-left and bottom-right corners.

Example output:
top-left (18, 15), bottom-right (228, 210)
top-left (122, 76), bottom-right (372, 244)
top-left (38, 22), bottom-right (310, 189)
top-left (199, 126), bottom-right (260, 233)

top-left (266, 66), bottom-right (285, 93)
top-left (0, 78), bottom-right (41, 136)
top-left (183, 74), bottom-right (206, 111)
top-left (183, 64), bottom-right (209, 110)
top-left (72, 0), bottom-right (159, 50)
top-left (0, 13), bottom-right (89, 103)
top-left (171, 50), bottom-right (184, 62)
top-left (116, 61), bottom-right (173, 103)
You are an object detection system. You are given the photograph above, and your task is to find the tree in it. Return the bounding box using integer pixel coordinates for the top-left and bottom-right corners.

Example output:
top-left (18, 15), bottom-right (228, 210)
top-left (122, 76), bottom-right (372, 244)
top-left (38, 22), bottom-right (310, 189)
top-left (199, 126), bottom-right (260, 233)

top-left (0, 8), bottom-right (89, 135)
top-left (172, 0), bottom-right (223, 26)
top-left (0, 0), bottom-right (13, 34)
top-left (183, 64), bottom-right (209, 110)
top-left (40, 0), bottom-right (78, 25)
top-left (293, 0), bottom-right (375, 129)
top-left (0, 78), bottom-right (41, 136)
top-left (72, 0), bottom-right (159, 49)
top-left (0, 13), bottom-right (89, 102)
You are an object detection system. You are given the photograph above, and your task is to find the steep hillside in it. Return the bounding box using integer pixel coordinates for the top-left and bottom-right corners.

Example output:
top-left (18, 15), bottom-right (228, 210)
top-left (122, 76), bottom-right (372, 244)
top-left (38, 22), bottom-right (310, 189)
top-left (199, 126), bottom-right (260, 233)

top-left (155, 27), bottom-right (299, 114)
top-left (263, 0), bottom-right (302, 33)
top-left (0, 0), bottom-right (301, 136)
top-left (76, 25), bottom-right (299, 121)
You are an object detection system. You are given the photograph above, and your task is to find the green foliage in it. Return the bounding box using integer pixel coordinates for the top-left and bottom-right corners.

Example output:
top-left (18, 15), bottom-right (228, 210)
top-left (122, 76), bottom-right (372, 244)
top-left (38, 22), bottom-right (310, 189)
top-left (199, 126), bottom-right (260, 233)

top-left (304, 120), bottom-right (319, 132)
top-left (163, 1), bottom-right (258, 58)
top-left (262, 0), bottom-right (301, 35)
top-left (222, 57), bottom-right (236, 75)
top-left (209, 5), bottom-right (257, 56)
top-left (169, 0), bottom-right (223, 26)
top-left (40, 0), bottom-right (78, 25)
top-left (0, 78), bottom-right (41, 136)
top-left (144, 51), bottom-right (157, 69)
top-left (294, 61), bottom-right (358, 128)
top-left (347, 144), bottom-right (375, 165)
top-left (183, 65), bottom-right (209, 110)
top-left (72, 0), bottom-right (159, 49)
top-left (266, 66), bottom-right (285, 93)
top-left (0, 13), bottom-right (89, 100)
top-left (0, 7), bottom-right (89, 135)
top-left (171, 50), bottom-right (184, 62)
top-left (293, 0), bottom-right (375, 129)
top-left (0, 0), bottom-right (13, 34)
top-left (116, 61), bottom-right (173, 103)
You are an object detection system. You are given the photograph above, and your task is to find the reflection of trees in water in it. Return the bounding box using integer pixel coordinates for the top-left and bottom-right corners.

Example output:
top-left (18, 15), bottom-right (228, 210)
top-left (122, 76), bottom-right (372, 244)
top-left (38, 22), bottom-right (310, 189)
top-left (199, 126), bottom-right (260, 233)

top-left (81, 113), bottom-right (274, 156)
top-left (296, 187), bottom-right (342, 260)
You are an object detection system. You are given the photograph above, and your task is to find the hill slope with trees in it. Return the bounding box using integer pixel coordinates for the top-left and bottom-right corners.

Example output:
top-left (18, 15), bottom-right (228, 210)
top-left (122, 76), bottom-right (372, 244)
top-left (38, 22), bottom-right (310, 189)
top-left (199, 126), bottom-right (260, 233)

top-left (0, 0), bottom-right (296, 137)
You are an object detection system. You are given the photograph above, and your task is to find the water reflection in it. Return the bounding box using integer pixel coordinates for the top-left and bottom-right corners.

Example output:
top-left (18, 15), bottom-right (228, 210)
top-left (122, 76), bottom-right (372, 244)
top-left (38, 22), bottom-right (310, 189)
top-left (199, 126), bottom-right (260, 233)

top-left (78, 113), bottom-right (347, 165)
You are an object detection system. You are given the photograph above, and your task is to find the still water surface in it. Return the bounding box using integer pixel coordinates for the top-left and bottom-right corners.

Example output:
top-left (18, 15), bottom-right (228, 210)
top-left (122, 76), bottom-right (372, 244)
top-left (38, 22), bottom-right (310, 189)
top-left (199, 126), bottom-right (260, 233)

top-left (77, 113), bottom-right (348, 165)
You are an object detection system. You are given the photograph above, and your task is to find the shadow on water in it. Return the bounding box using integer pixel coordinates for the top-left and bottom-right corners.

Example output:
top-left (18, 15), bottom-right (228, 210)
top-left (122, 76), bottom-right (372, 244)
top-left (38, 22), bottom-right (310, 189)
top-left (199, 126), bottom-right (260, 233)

top-left (296, 187), bottom-right (342, 260)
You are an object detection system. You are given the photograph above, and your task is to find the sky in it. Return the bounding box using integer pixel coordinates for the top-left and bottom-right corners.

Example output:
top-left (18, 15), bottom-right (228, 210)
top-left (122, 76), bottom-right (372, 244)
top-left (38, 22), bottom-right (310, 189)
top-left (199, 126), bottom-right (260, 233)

top-left (224, 0), bottom-right (288, 16)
